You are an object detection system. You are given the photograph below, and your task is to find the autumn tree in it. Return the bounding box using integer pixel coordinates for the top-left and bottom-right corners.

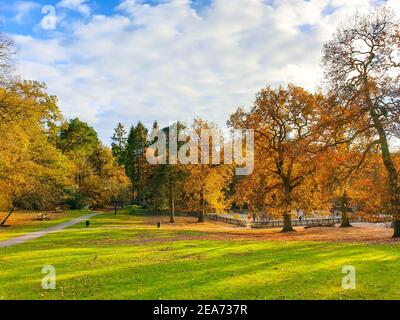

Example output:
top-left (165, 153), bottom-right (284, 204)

top-left (57, 118), bottom-right (99, 204)
top-left (0, 81), bottom-right (69, 225)
top-left (181, 119), bottom-right (233, 222)
top-left (322, 6), bottom-right (400, 237)
top-left (315, 145), bottom-right (375, 227)
top-left (0, 32), bottom-right (131, 216)
top-left (57, 118), bottom-right (129, 209)
top-left (348, 152), bottom-right (396, 222)
top-left (313, 96), bottom-right (379, 228)
top-left (0, 37), bottom-right (69, 221)
top-left (145, 119), bottom-right (232, 222)
top-left (79, 145), bottom-right (131, 208)
top-left (229, 85), bottom-right (326, 232)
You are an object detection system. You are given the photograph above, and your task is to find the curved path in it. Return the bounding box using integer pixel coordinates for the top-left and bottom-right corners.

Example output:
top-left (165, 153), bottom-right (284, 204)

top-left (0, 212), bottom-right (99, 248)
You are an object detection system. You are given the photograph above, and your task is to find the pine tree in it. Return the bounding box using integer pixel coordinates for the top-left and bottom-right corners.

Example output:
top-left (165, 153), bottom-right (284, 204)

top-left (125, 122), bottom-right (148, 204)
top-left (111, 122), bottom-right (127, 166)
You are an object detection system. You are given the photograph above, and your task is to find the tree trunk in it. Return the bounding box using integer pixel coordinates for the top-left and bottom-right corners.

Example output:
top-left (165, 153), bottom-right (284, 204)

top-left (373, 117), bottom-right (400, 237)
top-left (169, 180), bottom-right (175, 223)
top-left (1, 205), bottom-right (16, 226)
top-left (137, 187), bottom-right (141, 206)
top-left (393, 220), bottom-right (400, 238)
top-left (367, 92), bottom-right (400, 237)
top-left (198, 187), bottom-right (205, 223)
top-left (131, 183), bottom-right (136, 205)
top-left (141, 190), bottom-right (145, 206)
top-left (281, 184), bottom-right (294, 232)
top-left (198, 211), bottom-right (205, 223)
top-left (339, 192), bottom-right (352, 228)
top-left (340, 212), bottom-right (352, 228)
top-left (282, 213), bottom-right (295, 232)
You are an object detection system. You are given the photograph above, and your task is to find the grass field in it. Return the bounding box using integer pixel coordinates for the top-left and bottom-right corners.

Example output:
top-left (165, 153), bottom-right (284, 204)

top-left (0, 210), bottom-right (400, 300)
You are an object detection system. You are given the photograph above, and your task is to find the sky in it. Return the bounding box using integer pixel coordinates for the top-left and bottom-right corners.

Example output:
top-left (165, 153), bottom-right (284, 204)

top-left (0, 0), bottom-right (399, 144)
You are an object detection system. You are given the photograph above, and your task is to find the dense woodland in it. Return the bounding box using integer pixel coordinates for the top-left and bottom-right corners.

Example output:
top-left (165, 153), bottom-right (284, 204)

top-left (1, 7), bottom-right (400, 237)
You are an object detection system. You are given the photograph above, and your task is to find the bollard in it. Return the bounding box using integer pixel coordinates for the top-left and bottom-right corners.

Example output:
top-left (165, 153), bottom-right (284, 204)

top-left (86, 220), bottom-right (90, 228)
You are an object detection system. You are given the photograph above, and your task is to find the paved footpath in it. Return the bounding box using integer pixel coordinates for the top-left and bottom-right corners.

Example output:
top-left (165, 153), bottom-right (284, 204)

top-left (0, 212), bottom-right (99, 248)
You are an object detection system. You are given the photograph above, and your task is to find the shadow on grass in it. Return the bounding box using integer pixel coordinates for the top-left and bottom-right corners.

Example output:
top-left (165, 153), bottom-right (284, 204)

top-left (1, 229), bottom-right (400, 299)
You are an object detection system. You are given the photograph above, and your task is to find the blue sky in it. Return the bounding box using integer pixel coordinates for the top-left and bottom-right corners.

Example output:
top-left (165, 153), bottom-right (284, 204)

top-left (0, 0), bottom-right (398, 144)
top-left (0, 1), bottom-right (215, 37)
top-left (0, 0), bottom-right (121, 35)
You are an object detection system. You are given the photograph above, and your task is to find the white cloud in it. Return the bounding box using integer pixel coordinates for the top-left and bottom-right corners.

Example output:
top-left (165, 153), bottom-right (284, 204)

top-left (10, 0), bottom-right (400, 143)
top-left (12, 1), bottom-right (40, 24)
top-left (12, 35), bottom-right (69, 64)
top-left (57, 0), bottom-right (91, 17)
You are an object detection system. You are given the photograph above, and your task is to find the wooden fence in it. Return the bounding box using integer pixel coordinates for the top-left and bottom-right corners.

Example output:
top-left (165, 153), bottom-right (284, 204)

top-left (205, 214), bottom-right (342, 229)
top-left (251, 217), bottom-right (342, 229)
top-left (204, 214), bottom-right (249, 227)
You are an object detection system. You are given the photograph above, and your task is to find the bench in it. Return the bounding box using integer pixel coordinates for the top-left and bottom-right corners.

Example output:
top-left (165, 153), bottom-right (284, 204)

top-left (37, 213), bottom-right (49, 221)
top-left (55, 207), bottom-right (64, 213)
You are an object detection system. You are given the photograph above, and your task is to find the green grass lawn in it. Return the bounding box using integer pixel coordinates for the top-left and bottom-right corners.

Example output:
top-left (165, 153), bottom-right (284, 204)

top-left (0, 212), bottom-right (399, 300)
top-left (0, 210), bottom-right (92, 242)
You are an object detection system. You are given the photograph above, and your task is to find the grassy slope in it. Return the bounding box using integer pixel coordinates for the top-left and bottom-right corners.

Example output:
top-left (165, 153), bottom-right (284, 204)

top-left (0, 212), bottom-right (400, 300)
top-left (0, 210), bottom-right (93, 242)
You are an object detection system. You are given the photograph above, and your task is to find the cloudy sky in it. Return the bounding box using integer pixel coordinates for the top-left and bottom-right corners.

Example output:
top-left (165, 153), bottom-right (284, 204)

top-left (0, 0), bottom-right (399, 143)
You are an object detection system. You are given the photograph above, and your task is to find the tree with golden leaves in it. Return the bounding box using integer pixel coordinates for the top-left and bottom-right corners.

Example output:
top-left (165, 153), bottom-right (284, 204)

top-left (181, 118), bottom-right (233, 222)
top-left (229, 85), bottom-right (327, 232)
top-left (0, 81), bottom-right (69, 225)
